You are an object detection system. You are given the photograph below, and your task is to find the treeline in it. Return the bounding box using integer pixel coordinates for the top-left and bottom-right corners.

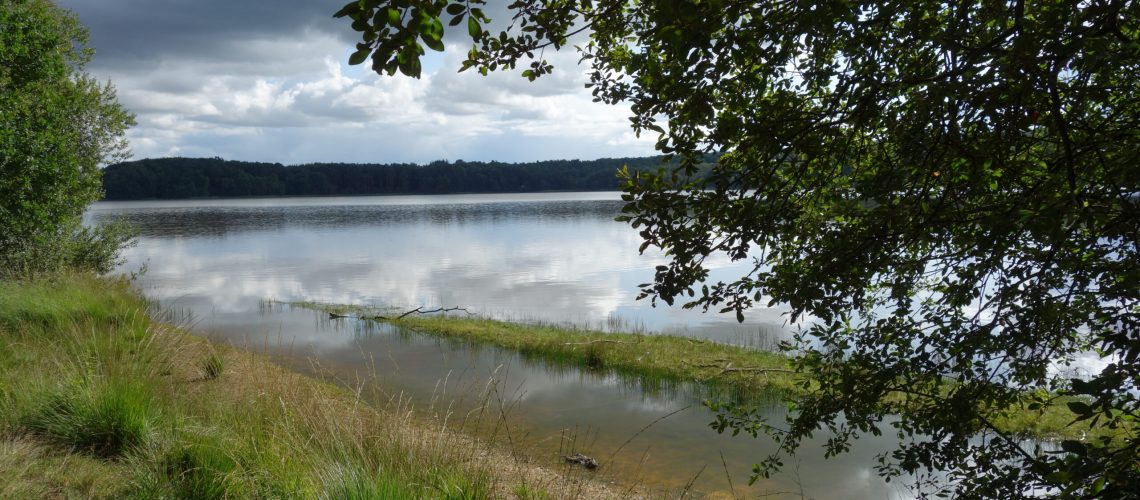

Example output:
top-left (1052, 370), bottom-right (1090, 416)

top-left (101, 156), bottom-right (678, 200)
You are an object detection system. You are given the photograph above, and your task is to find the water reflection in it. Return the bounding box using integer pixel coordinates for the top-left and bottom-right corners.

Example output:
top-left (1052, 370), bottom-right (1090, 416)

top-left (89, 193), bottom-right (789, 344)
top-left (219, 303), bottom-right (915, 498)
top-left (87, 193), bottom-right (918, 497)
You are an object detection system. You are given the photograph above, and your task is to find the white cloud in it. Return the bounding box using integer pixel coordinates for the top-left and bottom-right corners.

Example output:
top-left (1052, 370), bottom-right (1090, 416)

top-left (60, 0), bottom-right (657, 164)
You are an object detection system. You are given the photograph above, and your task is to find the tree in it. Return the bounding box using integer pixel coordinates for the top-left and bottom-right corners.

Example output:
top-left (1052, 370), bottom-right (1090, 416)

top-left (338, 0), bottom-right (1139, 496)
top-left (0, 0), bottom-right (136, 275)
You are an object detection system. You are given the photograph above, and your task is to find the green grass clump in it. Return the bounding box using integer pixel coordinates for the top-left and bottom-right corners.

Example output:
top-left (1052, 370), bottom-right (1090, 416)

top-left (0, 436), bottom-right (132, 498)
top-left (144, 434), bottom-right (243, 500)
top-left (198, 351), bottom-right (225, 380)
top-left (0, 273), bottom-right (147, 338)
top-left (23, 379), bottom-right (156, 458)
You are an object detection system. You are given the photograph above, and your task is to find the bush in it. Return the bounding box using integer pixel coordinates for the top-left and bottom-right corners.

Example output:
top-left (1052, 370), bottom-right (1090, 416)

top-left (0, 0), bottom-right (135, 279)
top-left (0, 220), bottom-right (137, 279)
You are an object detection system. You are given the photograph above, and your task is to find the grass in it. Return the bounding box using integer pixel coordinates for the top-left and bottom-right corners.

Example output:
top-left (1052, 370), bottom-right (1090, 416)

top-left (0, 274), bottom-right (626, 499)
top-left (198, 349), bottom-right (224, 380)
top-left (398, 316), bottom-right (800, 399)
top-left (287, 301), bottom-right (1133, 443)
top-left (287, 301), bottom-right (799, 400)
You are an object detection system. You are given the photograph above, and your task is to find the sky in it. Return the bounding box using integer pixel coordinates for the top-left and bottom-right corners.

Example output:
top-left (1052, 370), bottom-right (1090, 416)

top-left (56, 0), bottom-right (657, 165)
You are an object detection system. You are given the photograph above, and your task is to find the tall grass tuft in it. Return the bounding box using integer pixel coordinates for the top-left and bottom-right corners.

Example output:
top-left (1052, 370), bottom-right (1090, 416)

top-left (198, 351), bottom-right (224, 380)
top-left (157, 439), bottom-right (241, 499)
top-left (321, 464), bottom-right (424, 500)
top-left (23, 379), bottom-right (155, 458)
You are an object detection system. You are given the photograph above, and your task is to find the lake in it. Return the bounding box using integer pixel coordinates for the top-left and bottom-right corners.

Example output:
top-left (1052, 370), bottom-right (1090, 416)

top-left (88, 192), bottom-right (918, 498)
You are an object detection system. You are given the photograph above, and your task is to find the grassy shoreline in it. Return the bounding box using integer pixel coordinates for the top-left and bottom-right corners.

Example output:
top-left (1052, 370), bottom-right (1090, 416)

top-left (0, 276), bottom-right (626, 498)
top-left (289, 302), bottom-right (1121, 443)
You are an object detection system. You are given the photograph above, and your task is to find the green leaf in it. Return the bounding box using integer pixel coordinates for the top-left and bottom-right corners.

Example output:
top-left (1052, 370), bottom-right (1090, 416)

top-left (467, 16), bottom-right (481, 39)
top-left (348, 48), bottom-right (370, 65)
top-left (445, 3), bottom-right (465, 16)
top-left (333, 2), bottom-right (360, 18)
top-left (1067, 401), bottom-right (1092, 416)
top-left (422, 33), bottom-right (444, 52)
top-left (1060, 440), bottom-right (1087, 456)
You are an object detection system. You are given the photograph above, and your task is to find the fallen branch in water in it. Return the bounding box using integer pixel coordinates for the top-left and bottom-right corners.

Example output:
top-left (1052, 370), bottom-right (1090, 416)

top-left (720, 366), bottom-right (796, 375)
top-left (357, 305), bottom-right (478, 321)
top-left (563, 339), bottom-right (633, 346)
top-left (563, 453), bottom-right (599, 470)
top-left (396, 306), bottom-right (474, 319)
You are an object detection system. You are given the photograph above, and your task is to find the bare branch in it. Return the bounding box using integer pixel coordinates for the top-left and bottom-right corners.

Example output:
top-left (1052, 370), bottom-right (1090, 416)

top-left (563, 339), bottom-right (633, 346)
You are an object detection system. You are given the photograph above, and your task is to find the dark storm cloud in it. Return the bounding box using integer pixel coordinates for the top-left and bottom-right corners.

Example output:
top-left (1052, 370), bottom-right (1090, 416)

top-left (58, 0), bottom-right (350, 71)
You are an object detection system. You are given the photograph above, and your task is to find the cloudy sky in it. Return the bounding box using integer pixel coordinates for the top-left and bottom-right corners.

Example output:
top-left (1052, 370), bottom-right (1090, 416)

top-left (56, 0), bottom-right (657, 165)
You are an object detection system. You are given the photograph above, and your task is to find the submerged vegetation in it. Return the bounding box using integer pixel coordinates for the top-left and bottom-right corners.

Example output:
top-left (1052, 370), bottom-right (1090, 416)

top-left (0, 275), bottom-right (623, 498)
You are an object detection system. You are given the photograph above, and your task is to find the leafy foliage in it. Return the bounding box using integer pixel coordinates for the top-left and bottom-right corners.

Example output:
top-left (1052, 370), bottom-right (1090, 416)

top-left (0, 0), bottom-right (136, 277)
top-left (340, 0), bottom-right (1140, 496)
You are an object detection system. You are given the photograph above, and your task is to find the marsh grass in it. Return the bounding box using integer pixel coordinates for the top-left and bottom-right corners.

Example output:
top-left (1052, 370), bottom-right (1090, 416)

top-left (287, 301), bottom-right (1129, 443)
top-left (0, 275), bottom-right (629, 499)
top-left (287, 301), bottom-right (801, 400)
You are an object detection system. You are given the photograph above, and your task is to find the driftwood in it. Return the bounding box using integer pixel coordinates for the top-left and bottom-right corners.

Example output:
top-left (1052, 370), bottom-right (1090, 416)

top-left (563, 339), bottom-right (633, 346)
top-left (563, 453), bottom-right (599, 470)
top-left (395, 306), bottom-right (473, 319)
top-left (352, 306), bottom-right (474, 321)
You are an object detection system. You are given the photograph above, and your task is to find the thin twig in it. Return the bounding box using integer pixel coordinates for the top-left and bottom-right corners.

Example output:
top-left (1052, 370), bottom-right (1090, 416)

top-left (607, 405), bottom-right (692, 465)
top-left (720, 451), bottom-right (738, 500)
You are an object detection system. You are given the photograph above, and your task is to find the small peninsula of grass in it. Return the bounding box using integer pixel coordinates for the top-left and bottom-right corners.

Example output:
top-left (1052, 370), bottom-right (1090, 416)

top-left (0, 276), bottom-right (623, 498)
top-left (290, 302), bottom-right (1129, 444)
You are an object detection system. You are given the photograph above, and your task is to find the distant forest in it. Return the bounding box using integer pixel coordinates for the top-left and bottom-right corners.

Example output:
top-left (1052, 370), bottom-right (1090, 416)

top-left (101, 156), bottom-right (680, 200)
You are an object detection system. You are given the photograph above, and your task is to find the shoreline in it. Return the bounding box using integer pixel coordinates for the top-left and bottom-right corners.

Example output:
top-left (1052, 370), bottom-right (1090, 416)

top-left (0, 275), bottom-right (637, 498)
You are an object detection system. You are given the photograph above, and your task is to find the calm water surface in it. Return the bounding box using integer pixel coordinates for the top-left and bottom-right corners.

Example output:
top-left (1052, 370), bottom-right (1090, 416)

top-left (88, 193), bottom-right (918, 498)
